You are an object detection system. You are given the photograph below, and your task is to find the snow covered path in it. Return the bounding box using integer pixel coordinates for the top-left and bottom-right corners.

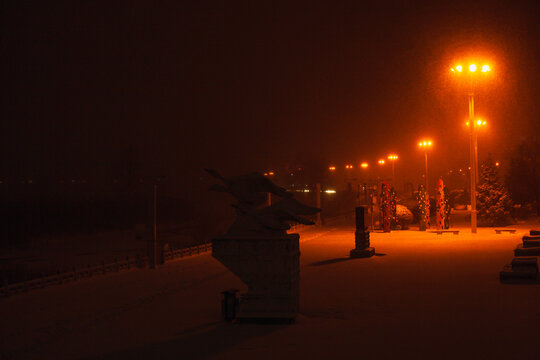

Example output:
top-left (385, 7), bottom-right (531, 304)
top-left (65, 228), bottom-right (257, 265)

top-left (2, 225), bottom-right (540, 359)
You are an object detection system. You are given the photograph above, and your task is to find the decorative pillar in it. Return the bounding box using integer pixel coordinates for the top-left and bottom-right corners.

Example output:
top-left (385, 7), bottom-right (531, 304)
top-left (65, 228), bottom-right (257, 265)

top-left (390, 187), bottom-right (397, 230)
top-left (350, 206), bottom-right (375, 258)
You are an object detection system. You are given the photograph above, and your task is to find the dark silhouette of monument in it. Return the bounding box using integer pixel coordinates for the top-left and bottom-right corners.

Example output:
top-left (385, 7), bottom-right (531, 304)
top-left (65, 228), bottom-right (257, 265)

top-left (207, 169), bottom-right (320, 322)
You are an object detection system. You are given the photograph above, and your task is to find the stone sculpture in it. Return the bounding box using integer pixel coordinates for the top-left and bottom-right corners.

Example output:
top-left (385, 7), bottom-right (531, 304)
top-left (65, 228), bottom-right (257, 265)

top-left (207, 169), bottom-right (321, 322)
top-left (205, 169), bottom-right (320, 237)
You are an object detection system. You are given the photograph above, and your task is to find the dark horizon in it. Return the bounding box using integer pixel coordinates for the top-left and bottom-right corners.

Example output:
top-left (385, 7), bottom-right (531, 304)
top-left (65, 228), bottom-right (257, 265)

top-left (2, 1), bottom-right (539, 191)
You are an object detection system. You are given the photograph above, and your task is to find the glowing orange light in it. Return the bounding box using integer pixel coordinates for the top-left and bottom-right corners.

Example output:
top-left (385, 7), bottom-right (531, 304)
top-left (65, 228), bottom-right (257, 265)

top-left (456, 65), bottom-right (463, 72)
top-left (387, 154), bottom-right (398, 160)
top-left (466, 121), bottom-right (470, 126)
top-left (450, 68), bottom-right (455, 72)
top-left (329, 166), bottom-right (336, 171)
top-left (263, 173), bottom-right (268, 176)
top-left (469, 64), bottom-right (477, 72)
top-left (378, 159), bottom-right (385, 165)
top-left (482, 121), bottom-right (486, 125)
top-left (476, 120), bottom-right (482, 126)
top-left (345, 164), bottom-right (354, 169)
top-left (481, 65), bottom-right (490, 72)
top-left (325, 189), bottom-right (337, 194)
top-left (361, 162), bottom-right (369, 168)
top-left (268, 171), bottom-right (275, 176)
top-left (419, 140), bottom-right (433, 148)
top-left (495, 162), bottom-right (500, 166)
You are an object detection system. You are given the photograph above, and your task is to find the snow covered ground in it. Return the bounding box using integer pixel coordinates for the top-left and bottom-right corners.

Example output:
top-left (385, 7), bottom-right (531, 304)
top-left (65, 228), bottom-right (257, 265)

top-left (1, 217), bottom-right (539, 359)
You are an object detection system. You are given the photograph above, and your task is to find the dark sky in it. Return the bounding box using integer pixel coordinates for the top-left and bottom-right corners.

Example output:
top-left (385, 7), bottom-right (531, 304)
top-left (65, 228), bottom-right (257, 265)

top-left (1, 0), bottom-right (539, 188)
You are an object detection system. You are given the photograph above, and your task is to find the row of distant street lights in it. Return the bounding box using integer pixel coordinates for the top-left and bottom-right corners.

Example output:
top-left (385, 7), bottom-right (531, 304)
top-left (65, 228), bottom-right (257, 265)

top-left (328, 61), bottom-right (491, 234)
top-left (264, 61), bottom-right (492, 234)
top-left (329, 154), bottom-right (399, 181)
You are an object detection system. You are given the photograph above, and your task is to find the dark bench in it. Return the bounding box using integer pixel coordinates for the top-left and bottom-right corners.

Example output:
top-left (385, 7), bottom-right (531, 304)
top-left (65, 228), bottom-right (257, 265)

top-left (495, 229), bottom-right (516, 234)
top-left (429, 230), bottom-right (459, 235)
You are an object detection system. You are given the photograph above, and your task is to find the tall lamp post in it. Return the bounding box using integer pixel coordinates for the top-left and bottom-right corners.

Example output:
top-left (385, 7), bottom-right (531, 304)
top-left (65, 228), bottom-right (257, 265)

top-left (387, 154), bottom-right (398, 185)
top-left (378, 159), bottom-right (386, 179)
top-left (418, 140), bottom-right (433, 193)
top-left (451, 63), bottom-right (491, 233)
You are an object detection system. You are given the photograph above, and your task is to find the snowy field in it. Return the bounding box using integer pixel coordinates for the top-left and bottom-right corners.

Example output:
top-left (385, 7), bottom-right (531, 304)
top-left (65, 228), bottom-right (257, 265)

top-left (1, 218), bottom-right (540, 359)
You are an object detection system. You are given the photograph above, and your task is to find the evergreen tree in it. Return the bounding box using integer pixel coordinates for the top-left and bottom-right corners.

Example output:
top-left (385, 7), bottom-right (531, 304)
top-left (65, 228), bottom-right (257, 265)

top-left (477, 159), bottom-right (513, 226)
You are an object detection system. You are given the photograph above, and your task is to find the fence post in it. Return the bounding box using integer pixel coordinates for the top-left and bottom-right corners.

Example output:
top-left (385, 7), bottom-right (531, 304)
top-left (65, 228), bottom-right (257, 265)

top-left (316, 183), bottom-right (322, 226)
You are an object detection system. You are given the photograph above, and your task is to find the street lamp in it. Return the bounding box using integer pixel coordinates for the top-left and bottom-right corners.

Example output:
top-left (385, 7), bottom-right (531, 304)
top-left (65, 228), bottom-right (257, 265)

top-left (466, 119), bottom-right (487, 182)
top-left (387, 154), bottom-right (398, 184)
top-left (418, 140), bottom-right (433, 193)
top-left (451, 62), bottom-right (491, 233)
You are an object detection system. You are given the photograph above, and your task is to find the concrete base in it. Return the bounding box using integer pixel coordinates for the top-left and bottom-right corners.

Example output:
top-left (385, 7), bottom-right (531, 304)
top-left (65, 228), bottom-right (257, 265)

top-left (350, 247), bottom-right (375, 258)
top-left (500, 257), bottom-right (538, 283)
top-left (212, 234), bottom-right (300, 322)
top-left (523, 239), bottom-right (540, 248)
top-left (514, 244), bottom-right (540, 256)
top-left (500, 266), bottom-right (538, 283)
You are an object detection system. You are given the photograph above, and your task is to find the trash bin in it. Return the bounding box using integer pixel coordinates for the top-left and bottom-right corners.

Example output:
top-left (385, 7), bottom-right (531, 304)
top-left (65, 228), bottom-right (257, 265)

top-left (221, 289), bottom-right (238, 322)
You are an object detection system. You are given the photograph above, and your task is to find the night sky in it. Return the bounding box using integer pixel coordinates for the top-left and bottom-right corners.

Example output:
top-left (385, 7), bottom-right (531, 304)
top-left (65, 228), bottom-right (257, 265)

top-left (2, 0), bottom-right (539, 191)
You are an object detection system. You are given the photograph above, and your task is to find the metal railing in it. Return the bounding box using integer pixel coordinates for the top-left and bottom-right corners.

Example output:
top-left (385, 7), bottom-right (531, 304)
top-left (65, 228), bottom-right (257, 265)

top-left (1, 243), bottom-right (212, 297)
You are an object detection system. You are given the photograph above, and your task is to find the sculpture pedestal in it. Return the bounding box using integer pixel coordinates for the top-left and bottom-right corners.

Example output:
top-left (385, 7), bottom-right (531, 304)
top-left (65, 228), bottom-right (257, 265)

top-left (350, 247), bottom-right (375, 258)
top-left (212, 234), bottom-right (300, 323)
top-left (350, 229), bottom-right (375, 258)
top-left (350, 207), bottom-right (375, 258)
